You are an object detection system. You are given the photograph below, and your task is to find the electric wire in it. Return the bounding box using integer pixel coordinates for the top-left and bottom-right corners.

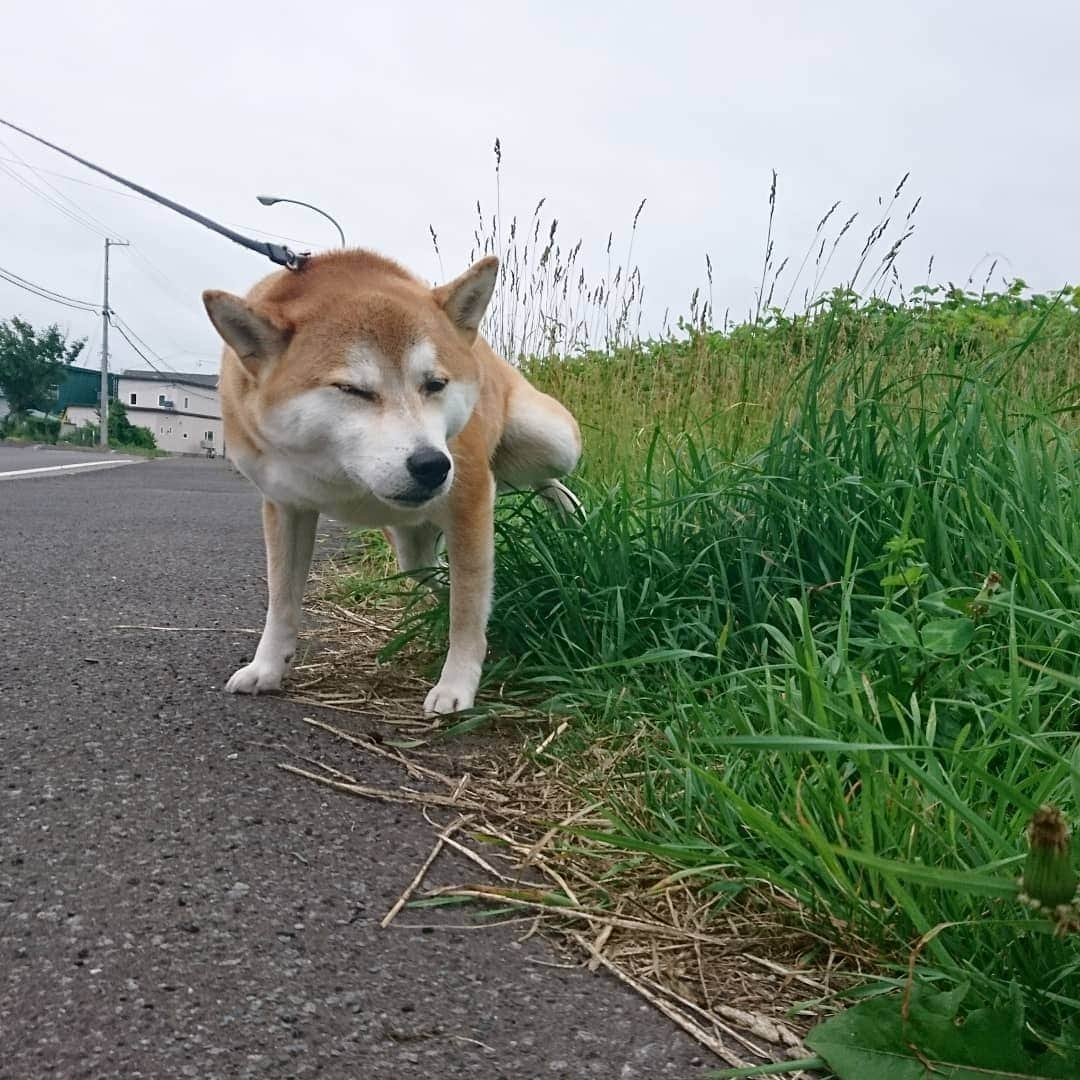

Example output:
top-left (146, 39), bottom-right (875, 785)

top-left (0, 263), bottom-right (99, 312)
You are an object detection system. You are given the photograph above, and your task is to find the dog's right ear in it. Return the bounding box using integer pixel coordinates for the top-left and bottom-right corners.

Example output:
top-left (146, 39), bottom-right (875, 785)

top-left (202, 291), bottom-right (292, 375)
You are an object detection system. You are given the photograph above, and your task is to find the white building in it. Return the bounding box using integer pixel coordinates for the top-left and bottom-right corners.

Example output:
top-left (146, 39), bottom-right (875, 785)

top-left (118, 370), bottom-right (223, 456)
top-left (64, 404), bottom-right (99, 429)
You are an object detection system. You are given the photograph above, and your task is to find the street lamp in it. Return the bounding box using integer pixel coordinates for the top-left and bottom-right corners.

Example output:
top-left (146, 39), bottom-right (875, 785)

top-left (256, 194), bottom-right (346, 248)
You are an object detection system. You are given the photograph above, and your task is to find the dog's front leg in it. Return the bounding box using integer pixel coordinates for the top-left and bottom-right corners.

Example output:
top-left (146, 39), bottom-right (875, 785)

top-left (424, 471), bottom-right (495, 716)
top-left (226, 500), bottom-right (318, 695)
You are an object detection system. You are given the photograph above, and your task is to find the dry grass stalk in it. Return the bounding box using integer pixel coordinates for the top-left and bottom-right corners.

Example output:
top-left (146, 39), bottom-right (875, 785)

top-left (276, 572), bottom-right (840, 1067)
top-left (570, 929), bottom-right (753, 1071)
top-left (381, 815), bottom-right (470, 928)
top-left (277, 763), bottom-right (491, 813)
top-left (420, 885), bottom-right (748, 947)
top-left (439, 831), bottom-right (514, 883)
top-left (301, 716), bottom-right (465, 789)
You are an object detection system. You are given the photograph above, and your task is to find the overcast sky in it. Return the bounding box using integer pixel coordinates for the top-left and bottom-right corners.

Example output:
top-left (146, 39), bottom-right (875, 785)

top-left (1, 1), bottom-right (1076, 375)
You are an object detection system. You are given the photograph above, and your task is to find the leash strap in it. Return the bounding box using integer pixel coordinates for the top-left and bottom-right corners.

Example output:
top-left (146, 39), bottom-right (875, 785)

top-left (0, 117), bottom-right (308, 270)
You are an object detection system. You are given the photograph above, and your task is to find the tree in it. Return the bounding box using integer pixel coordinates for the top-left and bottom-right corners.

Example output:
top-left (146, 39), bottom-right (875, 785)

top-left (107, 399), bottom-right (156, 449)
top-left (0, 317), bottom-right (86, 418)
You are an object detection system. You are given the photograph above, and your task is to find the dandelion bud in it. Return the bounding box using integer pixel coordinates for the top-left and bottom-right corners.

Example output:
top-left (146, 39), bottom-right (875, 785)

top-left (1022, 805), bottom-right (1078, 910)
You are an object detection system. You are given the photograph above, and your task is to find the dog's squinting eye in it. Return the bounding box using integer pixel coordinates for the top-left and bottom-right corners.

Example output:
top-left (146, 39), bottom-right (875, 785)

top-left (334, 383), bottom-right (378, 402)
top-left (423, 378), bottom-right (448, 395)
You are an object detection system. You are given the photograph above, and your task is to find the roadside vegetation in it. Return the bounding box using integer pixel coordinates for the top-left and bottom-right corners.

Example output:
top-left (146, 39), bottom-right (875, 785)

top-left (0, 316), bottom-right (157, 451)
top-left (328, 168), bottom-right (1080, 1077)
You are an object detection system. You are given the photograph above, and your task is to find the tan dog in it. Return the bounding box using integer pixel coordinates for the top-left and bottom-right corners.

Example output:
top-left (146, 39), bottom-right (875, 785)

top-left (202, 250), bottom-right (581, 715)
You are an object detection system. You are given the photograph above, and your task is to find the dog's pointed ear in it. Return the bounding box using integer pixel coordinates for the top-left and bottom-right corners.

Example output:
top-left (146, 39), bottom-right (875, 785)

top-left (202, 290), bottom-right (292, 374)
top-left (433, 256), bottom-right (498, 342)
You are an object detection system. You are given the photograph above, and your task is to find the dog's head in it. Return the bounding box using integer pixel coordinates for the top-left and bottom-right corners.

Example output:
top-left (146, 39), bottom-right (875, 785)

top-left (202, 254), bottom-right (497, 507)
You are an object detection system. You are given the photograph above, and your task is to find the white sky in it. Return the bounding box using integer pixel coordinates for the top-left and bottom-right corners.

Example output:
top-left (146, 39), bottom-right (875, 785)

top-left (1, 0), bottom-right (1076, 375)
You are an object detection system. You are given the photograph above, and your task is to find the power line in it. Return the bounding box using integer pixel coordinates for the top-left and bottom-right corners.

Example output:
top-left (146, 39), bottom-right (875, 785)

top-left (112, 314), bottom-right (177, 372)
top-left (0, 264), bottom-right (98, 309)
top-left (0, 143), bottom-right (196, 330)
top-left (0, 262), bottom-right (168, 370)
top-left (112, 266), bottom-right (208, 362)
top-left (110, 318), bottom-right (169, 375)
top-left (125, 247), bottom-right (197, 311)
top-left (0, 259), bottom-right (191, 378)
top-left (0, 263), bottom-right (99, 313)
top-left (0, 257), bottom-right (193, 395)
top-left (0, 148), bottom-right (311, 356)
top-left (208, 219), bottom-right (320, 248)
top-left (0, 158), bottom-right (113, 240)
top-left (0, 154), bottom-right (145, 199)
top-left (0, 115), bottom-right (306, 270)
top-left (0, 161), bottom-right (203, 353)
top-left (0, 154), bottom-right (196, 342)
top-left (108, 265), bottom-right (211, 384)
top-left (0, 136), bottom-right (125, 240)
top-left (0, 154), bottom-right (320, 247)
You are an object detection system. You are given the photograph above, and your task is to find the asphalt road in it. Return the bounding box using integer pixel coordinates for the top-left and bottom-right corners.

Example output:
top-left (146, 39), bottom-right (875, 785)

top-left (1, 453), bottom-right (705, 1079)
top-left (0, 444), bottom-right (135, 476)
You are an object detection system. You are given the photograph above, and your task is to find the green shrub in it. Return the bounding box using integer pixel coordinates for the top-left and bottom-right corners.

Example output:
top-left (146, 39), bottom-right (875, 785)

top-left (1, 414), bottom-right (61, 442)
top-left (107, 399), bottom-right (156, 450)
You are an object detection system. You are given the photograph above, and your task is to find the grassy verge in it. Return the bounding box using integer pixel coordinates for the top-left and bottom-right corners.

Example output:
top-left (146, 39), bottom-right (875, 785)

top-left (367, 285), bottom-right (1080, 1067)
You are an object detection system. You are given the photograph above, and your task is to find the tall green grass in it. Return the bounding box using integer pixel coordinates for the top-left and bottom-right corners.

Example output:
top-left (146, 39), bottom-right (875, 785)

top-left (524, 283), bottom-right (1080, 480)
top-left (389, 291), bottom-right (1080, 1051)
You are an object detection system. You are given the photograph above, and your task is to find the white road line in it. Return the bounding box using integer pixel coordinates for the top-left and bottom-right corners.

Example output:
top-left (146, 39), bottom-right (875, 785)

top-left (0, 458), bottom-right (137, 480)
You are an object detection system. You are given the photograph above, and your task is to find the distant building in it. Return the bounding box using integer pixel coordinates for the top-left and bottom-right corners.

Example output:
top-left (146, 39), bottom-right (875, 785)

top-left (29, 364), bottom-right (223, 455)
top-left (0, 364), bottom-right (115, 428)
top-left (57, 366), bottom-right (118, 414)
top-left (57, 366), bottom-right (119, 434)
top-left (118, 370), bottom-right (222, 456)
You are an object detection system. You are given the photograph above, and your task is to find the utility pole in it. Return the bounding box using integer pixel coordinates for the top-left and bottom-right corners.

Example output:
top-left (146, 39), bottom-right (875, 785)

top-left (100, 238), bottom-right (129, 446)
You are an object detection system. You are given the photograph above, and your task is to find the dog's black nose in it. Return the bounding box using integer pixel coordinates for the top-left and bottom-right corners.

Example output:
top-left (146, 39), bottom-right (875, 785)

top-left (406, 447), bottom-right (451, 489)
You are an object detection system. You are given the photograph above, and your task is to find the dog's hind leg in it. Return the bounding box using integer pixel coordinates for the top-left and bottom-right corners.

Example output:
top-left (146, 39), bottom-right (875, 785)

top-left (493, 382), bottom-right (584, 521)
top-left (384, 521), bottom-right (446, 588)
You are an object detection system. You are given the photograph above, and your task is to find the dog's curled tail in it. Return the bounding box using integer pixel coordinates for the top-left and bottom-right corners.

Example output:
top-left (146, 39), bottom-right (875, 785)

top-left (535, 479), bottom-right (585, 524)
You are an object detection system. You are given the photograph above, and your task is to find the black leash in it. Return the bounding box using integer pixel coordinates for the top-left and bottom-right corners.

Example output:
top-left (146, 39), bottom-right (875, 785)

top-left (0, 117), bottom-right (308, 271)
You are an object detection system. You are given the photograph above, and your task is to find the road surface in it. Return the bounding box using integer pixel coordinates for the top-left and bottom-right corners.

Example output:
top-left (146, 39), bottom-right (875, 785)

top-left (1, 453), bottom-right (705, 1079)
top-left (0, 443), bottom-right (137, 479)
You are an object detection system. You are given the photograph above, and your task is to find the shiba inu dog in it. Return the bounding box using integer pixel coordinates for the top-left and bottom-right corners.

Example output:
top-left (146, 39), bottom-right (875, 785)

top-left (202, 250), bottom-right (581, 715)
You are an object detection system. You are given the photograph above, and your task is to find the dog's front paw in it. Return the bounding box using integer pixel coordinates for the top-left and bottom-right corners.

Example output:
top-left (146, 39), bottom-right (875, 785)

top-left (423, 677), bottom-right (478, 717)
top-left (225, 658), bottom-right (286, 695)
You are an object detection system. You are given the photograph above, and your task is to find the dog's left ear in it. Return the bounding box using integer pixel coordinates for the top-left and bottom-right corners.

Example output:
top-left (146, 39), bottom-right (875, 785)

top-left (433, 256), bottom-right (498, 342)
